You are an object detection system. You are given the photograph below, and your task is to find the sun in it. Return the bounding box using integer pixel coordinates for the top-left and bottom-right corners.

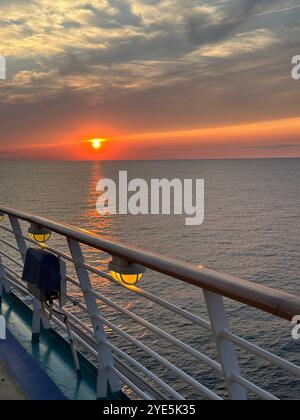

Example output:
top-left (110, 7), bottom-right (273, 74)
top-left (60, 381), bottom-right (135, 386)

top-left (92, 139), bottom-right (101, 149)
top-left (85, 138), bottom-right (107, 150)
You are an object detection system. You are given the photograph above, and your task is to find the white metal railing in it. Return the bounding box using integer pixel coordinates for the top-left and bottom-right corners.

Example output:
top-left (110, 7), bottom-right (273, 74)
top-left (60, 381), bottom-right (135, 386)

top-left (0, 206), bottom-right (299, 400)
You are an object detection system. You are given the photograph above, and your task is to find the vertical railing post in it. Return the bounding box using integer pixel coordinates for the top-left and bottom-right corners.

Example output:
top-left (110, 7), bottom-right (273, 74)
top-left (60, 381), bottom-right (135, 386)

top-left (9, 216), bottom-right (27, 264)
top-left (9, 215), bottom-right (51, 341)
top-left (58, 257), bottom-right (67, 307)
top-left (0, 254), bottom-right (11, 307)
top-left (203, 290), bottom-right (247, 400)
top-left (67, 238), bottom-right (121, 399)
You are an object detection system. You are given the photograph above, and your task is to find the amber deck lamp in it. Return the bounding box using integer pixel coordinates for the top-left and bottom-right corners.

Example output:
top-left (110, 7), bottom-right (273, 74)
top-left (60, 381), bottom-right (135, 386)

top-left (109, 256), bottom-right (145, 286)
top-left (28, 223), bottom-right (51, 244)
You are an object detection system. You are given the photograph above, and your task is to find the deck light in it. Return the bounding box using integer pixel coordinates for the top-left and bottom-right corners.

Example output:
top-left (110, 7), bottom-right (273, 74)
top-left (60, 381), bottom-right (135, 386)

top-left (109, 256), bottom-right (145, 285)
top-left (0, 212), bottom-right (4, 222)
top-left (28, 223), bottom-right (51, 243)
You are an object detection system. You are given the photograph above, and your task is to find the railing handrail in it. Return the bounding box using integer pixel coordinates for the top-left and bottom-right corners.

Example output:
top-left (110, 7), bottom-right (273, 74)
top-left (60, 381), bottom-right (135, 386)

top-left (1, 205), bottom-right (300, 321)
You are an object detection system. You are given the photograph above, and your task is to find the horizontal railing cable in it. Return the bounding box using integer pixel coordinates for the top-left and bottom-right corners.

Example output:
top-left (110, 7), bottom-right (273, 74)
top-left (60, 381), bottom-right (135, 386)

top-left (223, 330), bottom-right (300, 377)
top-left (110, 366), bottom-right (153, 400)
top-left (231, 374), bottom-right (278, 401)
top-left (89, 289), bottom-right (221, 372)
top-left (51, 299), bottom-right (185, 399)
top-left (93, 312), bottom-right (223, 400)
top-left (64, 277), bottom-right (220, 373)
top-left (65, 294), bottom-right (218, 398)
top-left (82, 263), bottom-right (211, 331)
top-left (0, 237), bottom-right (21, 253)
top-left (0, 250), bottom-right (24, 269)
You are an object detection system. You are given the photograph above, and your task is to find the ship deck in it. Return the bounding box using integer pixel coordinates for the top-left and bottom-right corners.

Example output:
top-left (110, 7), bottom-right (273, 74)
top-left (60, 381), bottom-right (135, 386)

top-left (0, 359), bottom-right (26, 400)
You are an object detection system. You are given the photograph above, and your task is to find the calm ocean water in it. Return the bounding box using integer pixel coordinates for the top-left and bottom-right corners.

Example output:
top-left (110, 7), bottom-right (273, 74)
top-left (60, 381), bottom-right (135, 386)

top-left (0, 158), bottom-right (299, 399)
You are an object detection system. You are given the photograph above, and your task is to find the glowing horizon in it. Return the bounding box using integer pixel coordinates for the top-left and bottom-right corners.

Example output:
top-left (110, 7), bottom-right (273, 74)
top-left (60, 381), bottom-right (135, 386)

top-left (0, 116), bottom-right (299, 161)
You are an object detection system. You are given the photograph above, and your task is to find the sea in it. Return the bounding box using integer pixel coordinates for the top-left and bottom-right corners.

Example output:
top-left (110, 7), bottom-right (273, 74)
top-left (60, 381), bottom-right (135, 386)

top-left (0, 158), bottom-right (299, 399)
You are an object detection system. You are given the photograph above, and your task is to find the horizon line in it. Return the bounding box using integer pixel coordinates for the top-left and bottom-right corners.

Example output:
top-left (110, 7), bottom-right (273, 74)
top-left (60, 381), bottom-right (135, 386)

top-left (0, 156), bottom-right (299, 163)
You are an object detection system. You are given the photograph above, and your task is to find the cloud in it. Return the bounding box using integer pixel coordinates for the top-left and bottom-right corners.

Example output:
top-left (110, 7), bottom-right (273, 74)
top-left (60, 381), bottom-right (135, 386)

top-left (198, 29), bottom-right (278, 58)
top-left (244, 143), bottom-right (300, 149)
top-left (256, 3), bottom-right (300, 17)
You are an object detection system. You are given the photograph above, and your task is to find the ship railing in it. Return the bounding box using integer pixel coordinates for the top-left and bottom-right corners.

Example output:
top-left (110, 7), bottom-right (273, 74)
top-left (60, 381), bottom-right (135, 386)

top-left (0, 206), bottom-right (299, 400)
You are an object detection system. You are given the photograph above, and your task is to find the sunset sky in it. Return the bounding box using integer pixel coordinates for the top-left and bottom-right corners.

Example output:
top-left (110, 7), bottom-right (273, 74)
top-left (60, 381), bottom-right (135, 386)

top-left (0, 0), bottom-right (300, 160)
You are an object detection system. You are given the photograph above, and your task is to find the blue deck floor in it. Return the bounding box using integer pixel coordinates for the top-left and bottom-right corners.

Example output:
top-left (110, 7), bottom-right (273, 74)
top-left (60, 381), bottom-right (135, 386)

top-left (1, 292), bottom-right (98, 400)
